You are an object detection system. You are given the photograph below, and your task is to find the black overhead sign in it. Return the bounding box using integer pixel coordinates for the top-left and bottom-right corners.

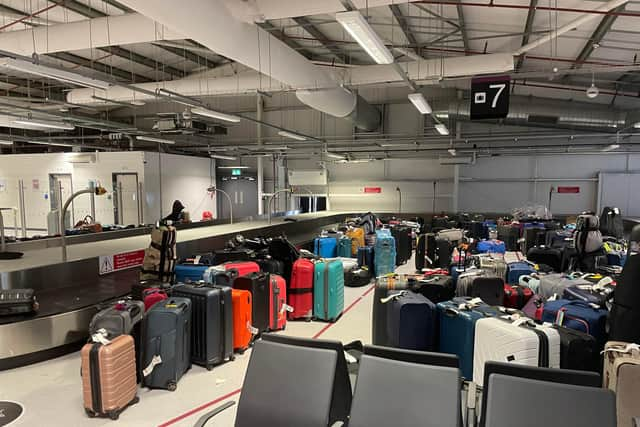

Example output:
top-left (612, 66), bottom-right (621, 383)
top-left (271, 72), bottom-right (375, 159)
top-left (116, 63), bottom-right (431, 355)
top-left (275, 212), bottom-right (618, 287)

top-left (470, 76), bottom-right (510, 120)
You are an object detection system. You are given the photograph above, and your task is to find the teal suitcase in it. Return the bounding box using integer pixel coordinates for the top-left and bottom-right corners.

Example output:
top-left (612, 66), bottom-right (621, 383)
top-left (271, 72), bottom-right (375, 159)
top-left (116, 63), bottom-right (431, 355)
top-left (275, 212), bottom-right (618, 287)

top-left (337, 237), bottom-right (353, 258)
top-left (313, 260), bottom-right (344, 322)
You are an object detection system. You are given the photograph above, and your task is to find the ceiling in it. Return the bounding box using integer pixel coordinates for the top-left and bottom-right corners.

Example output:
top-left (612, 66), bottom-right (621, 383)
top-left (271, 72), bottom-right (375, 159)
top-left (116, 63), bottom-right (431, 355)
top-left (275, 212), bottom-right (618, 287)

top-left (0, 0), bottom-right (638, 158)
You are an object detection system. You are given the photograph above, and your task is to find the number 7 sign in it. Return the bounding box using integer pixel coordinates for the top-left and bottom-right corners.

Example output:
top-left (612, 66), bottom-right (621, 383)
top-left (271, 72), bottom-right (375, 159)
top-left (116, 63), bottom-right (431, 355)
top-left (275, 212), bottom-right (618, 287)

top-left (470, 76), bottom-right (510, 120)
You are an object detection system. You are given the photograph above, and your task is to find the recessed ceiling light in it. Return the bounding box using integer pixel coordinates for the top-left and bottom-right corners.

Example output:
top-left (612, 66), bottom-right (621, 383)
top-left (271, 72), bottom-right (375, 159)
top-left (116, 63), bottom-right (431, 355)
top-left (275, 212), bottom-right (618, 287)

top-left (136, 135), bottom-right (175, 144)
top-left (335, 11), bottom-right (394, 64)
top-left (277, 130), bottom-right (307, 141)
top-left (435, 124), bottom-right (450, 135)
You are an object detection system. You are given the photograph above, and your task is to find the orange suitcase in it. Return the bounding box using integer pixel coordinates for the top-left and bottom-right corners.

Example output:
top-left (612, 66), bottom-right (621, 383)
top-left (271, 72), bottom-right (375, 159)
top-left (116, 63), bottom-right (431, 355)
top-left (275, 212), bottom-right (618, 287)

top-left (81, 334), bottom-right (139, 420)
top-left (232, 289), bottom-right (253, 353)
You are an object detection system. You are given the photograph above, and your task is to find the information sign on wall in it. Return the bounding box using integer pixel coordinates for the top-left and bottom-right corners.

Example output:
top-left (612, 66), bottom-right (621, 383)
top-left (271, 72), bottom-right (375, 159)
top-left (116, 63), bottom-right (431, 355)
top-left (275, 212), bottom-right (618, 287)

top-left (99, 249), bottom-right (146, 275)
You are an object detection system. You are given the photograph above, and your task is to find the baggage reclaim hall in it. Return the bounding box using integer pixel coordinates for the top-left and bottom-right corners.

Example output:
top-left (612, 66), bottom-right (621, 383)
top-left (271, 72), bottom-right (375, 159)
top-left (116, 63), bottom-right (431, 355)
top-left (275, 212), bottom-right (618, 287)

top-left (2, 1), bottom-right (640, 426)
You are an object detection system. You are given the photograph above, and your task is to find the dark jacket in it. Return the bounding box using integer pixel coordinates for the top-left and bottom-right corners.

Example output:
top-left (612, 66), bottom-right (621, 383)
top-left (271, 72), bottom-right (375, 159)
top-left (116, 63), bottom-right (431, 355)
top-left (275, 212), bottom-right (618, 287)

top-left (163, 200), bottom-right (185, 223)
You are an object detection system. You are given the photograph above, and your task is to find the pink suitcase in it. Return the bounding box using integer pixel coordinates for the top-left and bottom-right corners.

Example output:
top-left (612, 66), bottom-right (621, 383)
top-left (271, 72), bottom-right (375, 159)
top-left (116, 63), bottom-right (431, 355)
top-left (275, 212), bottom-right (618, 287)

top-left (269, 274), bottom-right (288, 331)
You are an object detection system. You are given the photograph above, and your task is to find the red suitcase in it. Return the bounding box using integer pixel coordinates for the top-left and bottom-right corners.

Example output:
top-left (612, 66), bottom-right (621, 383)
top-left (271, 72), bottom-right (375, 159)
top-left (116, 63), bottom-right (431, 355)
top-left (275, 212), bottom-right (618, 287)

top-left (269, 274), bottom-right (288, 331)
top-left (141, 288), bottom-right (168, 311)
top-left (503, 284), bottom-right (534, 309)
top-left (223, 261), bottom-right (260, 277)
top-left (288, 259), bottom-right (314, 320)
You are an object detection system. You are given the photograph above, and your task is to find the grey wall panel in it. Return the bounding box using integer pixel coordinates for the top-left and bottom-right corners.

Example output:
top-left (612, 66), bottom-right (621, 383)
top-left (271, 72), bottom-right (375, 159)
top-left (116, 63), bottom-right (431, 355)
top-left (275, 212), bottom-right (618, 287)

top-left (537, 154), bottom-right (627, 179)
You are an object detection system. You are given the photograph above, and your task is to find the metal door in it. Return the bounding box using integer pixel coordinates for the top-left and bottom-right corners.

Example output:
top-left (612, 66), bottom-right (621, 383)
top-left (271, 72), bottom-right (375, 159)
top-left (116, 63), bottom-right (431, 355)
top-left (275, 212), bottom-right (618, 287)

top-left (49, 173), bottom-right (74, 222)
top-left (112, 173), bottom-right (140, 225)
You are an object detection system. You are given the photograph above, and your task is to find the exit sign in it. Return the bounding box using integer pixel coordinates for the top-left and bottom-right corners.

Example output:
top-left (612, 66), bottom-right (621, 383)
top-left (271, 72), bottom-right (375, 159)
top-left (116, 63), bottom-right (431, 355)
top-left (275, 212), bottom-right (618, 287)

top-left (231, 168), bottom-right (242, 176)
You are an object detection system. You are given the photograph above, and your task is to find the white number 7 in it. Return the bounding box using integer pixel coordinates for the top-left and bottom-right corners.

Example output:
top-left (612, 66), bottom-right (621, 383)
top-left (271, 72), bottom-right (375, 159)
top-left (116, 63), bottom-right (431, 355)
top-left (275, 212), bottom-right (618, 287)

top-left (489, 83), bottom-right (506, 108)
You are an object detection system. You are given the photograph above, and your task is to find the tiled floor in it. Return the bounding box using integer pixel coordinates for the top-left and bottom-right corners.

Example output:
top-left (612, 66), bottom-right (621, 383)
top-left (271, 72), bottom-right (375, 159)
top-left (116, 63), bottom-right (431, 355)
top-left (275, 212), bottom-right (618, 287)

top-left (0, 257), bottom-right (417, 427)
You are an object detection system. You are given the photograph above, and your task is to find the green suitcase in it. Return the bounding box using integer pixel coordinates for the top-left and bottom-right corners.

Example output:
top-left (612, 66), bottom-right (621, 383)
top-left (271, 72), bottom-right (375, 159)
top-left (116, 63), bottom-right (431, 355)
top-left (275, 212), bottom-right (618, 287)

top-left (313, 260), bottom-right (344, 322)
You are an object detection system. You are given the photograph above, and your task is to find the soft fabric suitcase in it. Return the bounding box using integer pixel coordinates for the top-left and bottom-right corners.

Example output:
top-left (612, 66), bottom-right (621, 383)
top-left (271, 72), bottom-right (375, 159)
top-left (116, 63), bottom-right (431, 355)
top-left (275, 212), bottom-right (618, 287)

top-left (357, 246), bottom-right (375, 273)
top-left (477, 239), bottom-right (506, 254)
top-left (473, 316), bottom-right (561, 386)
top-left (412, 274), bottom-right (455, 303)
top-left (538, 273), bottom-right (591, 300)
top-left (174, 264), bottom-right (209, 283)
top-left (384, 290), bottom-right (436, 351)
top-left (269, 274), bottom-right (287, 331)
top-left (233, 272), bottom-right (270, 334)
top-left (497, 224), bottom-right (520, 251)
top-left (437, 297), bottom-right (498, 379)
top-left (527, 246), bottom-right (564, 272)
top-left (519, 274), bottom-right (541, 293)
top-left (0, 289), bottom-right (39, 315)
top-left (415, 233), bottom-right (436, 272)
top-left (314, 260), bottom-right (344, 322)
top-left (554, 325), bottom-right (599, 372)
top-left (288, 258), bottom-right (314, 320)
top-left (469, 277), bottom-right (504, 305)
top-left (374, 230), bottom-right (396, 276)
top-left (522, 294), bottom-right (545, 321)
top-left (140, 225), bottom-right (177, 283)
top-left (603, 341), bottom-right (640, 427)
top-left (171, 283), bottom-right (234, 370)
top-left (506, 261), bottom-right (535, 284)
top-left (503, 284), bottom-right (534, 309)
top-left (346, 227), bottom-right (365, 256)
top-left (314, 236), bottom-right (338, 258)
top-left (345, 267), bottom-right (371, 287)
top-left (435, 238), bottom-right (452, 269)
top-left (141, 288), bottom-right (168, 311)
top-left (141, 297), bottom-right (192, 391)
top-left (231, 289), bottom-right (253, 353)
top-left (437, 228), bottom-right (464, 243)
top-left (522, 226), bottom-right (546, 254)
top-left (563, 284), bottom-right (611, 308)
top-left (81, 335), bottom-right (139, 420)
top-left (337, 237), bottom-right (353, 258)
top-left (542, 299), bottom-right (608, 347)
top-left (466, 220), bottom-right (486, 240)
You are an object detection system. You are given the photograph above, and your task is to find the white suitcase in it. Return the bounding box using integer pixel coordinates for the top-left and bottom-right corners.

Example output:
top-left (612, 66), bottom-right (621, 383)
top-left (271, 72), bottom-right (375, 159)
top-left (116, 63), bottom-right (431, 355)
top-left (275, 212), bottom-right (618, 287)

top-left (473, 316), bottom-right (560, 386)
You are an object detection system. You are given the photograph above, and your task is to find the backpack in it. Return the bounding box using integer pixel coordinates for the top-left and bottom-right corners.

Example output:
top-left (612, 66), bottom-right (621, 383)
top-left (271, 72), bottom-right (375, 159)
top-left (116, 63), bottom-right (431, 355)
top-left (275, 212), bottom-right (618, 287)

top-left (574, 214), bottom-right (603, 256)
top-left (140, 225), bottom-right (177, 283)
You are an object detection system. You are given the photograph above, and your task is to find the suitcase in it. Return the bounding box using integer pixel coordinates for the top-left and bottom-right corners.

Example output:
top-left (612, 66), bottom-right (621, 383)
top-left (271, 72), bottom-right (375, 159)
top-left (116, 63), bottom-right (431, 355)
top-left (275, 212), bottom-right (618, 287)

top-left (455, 269), bottom-right (485, 296)
top-left (81, 335), bottom-right (139, 420)
top-left (288, 258), bottom-right (314, 320)
top-left (466, 220), bottom-right (486, 240)
top-left (391, 226), bottom-right (412, 266)
top-left (506, 261), bottom-right (535, 284)
top-left (527, 246), bottom-right (564, 272)
top-left (141, 288), bottom-right (168, 311)
top-left (357, 246), bottom-right (375, 273)
top-left (542, 299), bottom-right (608, 347)
top-left (233, 272), bottom-right (271, 334)
top-left (313, 260), bottom-right (344, 322)
top-left (477, 255), bottom-right (507, 281)
top-left (518, 274), bottom-right (541, 293)
top-left (384, 290), bottom-right (436, 351)
top-left (269, 274), bottom-right (287, 331)
top-left (182, 252), bottom-right (215, 265)
top-left (337, 237), bottom-right (353, 258)
top-left (314, 236), bottom-right (338, 258)
top-left (435, 238), bottom-right (452, 269)
top-left (140, 225), bottom-right (177, 283)
top-left (211, 269), bottom-right (239, 287)
top-left (89, 300), bottom-right (144, 339)
top-left (437, 298), bottom-right (498, 380)
top-left (603, 341), bottom-right (640, 427)
top-left (415, 233), bottom-right (436, 272)
top-left (374, 230), bottom-right (396, 276)
top-left (0, 288), bottom-right (39, 316)
top-left (222, 261), bottom-right (260, 277)
top-left (538, 273), bottom-right (591, 300)
top-left (256, 258), bottom-right (285, 276)
top-left (522, 226), bottom-right (546, 254)
top-left (522, 294), bottom-right (545, 321)
top-left (412, 274), bottom-right (455, 304)
top-left (131, 280), bottom-right (170, 301)
top-left (563, 284), bottom-right (612, 308)
top-left (477, 239), bottom-right (506, 254)
top-left (213, 248), bottom-right (255, 264)
top-left (231, 289), bottom-right (253, 353)
top-left (345, 267), bottom-right (372, 287)
top-left (473, 316), bottom-right (561, 386)
top-left (372, 276), bottom-right (404, 346)
top-left (503, 284), bottom-right (534, 309)
top-left (174, 264), bottom-right (209, 283)
top-left (346, 227), bottom-right (365, 256)
top-left (554, 325), bottom-right (599, 372)
top-left (469, 277), bottom-right (504, 305)
top-left (497, 224), bottom-right (520, 251)
top-left (141, 297), bottom-right (191, 391)
top-left (171, 284), bottom-right (234, 370)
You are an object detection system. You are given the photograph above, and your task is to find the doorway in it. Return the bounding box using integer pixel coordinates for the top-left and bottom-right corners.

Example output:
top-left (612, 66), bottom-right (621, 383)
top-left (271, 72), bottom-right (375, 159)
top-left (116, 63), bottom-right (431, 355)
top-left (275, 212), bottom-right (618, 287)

top-left (112, 173), bottom-right (140, 225)
top-left (49, 173), bottom-right (74, 223)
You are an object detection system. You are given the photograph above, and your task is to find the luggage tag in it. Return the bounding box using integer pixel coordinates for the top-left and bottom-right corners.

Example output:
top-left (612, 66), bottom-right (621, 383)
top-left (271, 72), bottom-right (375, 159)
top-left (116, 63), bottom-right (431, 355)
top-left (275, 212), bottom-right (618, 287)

top-left (555, 310), bottom-right (565, 326)
top-left (142, 355), bottom-right (163, 377)
top-left (246, 321), bottom-right (259, 336)
top-left (194, 255), bottom-right (202, 264)
top-left (458, 298), bottom-right (484, 311)
top-left (91, 328), bottom-right (111, 345)
top-left (380, 291), bottom-right (407, 304)
top-left (280, 304), bottom-right (294, 314)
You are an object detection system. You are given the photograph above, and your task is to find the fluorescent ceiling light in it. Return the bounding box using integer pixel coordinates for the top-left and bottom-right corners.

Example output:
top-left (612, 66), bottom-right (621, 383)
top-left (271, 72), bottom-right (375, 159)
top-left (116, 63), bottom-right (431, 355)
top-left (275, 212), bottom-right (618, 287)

top-left (277, 130), bottom-right (307, 141)
top-left (218, 166), bottom-right (249, 169)
top-left (435, 124), bottom-right (450, 136)
top-left (0, 57), bottom-right (110, 90)
top-left (601, 144), bottom-right (620, 152)
top-left (408, 93), bottom-right (432, 114)
top-left (191, 107), bottom-right (241, 123)
top-left (336, 11), bottom-right (394, 64)
top-left (130, 100), bottom-right (146, 106)
top-left (13, 119), bottom-right (75, 130)
top-left (136, 135), bottom-right (175, 144)
top-left (634, 122), bottom-right (640, 129)
top-left (92, 95), bottom-right (145, 107)
top-left (0, 140), bottom-right (13, 145)
top-left (325, 151), bottom-right (346, 160)
top-left (28, 140), bottom-right (73, 147)
top-left (210, 154), bottom-right (237, 161)
top-left (448, 148), bottom-right (457, 156)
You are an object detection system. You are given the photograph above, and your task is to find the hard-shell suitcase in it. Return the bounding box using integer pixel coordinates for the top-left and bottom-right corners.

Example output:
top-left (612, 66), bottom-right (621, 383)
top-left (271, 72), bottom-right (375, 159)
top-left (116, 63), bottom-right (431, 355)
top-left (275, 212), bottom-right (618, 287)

top-left (469, 277), bottom-right (504, 305)
top-left (337, 237), bottom-right (353, 258)
top-left (522, 226), bottom-right (546, 254)
top-left (506, 261), bottom-right (535, 284)
top-left (519, 274), bottom-right (541, 293)
top-left (0, 288), bottom-right (38, 316)
top-left (222, 261), bottom-right (260, 277)
top-left (374, 230), bottom-right (396, 276)
top-left (171, 283), bottom-right (234, 370)
top-left (269, 274), bottom-right (287, 331)
top-left (473, 316), bottom-right (561, 386)
top-left (412, 274), bottom-right (455, 304)
top-left (141, 297), bottom-right (192, 391)
top-left (455, 269), bottom-right (485, 296)
top-left (288, 258), bottom-right (314, 320)
top-left (477, 255), bottom-right (507, 281)
top-left (212, 269), bottom-right (239, 288)
top-left (357, 246), bottom-right (375, 273)
top-left (174, 264), bottom-right (209, 283)
top-left (503, 284), bottom-right (534, 309)
top-left (89, 300), bottom-right (144, 339)
top-left (314, 237), bottom-right (337, 258)
top-left (522, 294), bottom-right (545, 321)
top-left (384, 290), bottom-right (436, 351)
top-left (554, 325), bottom-right (599, 372)
top-left (231, 289), bottom-right (253, 353)
top-left (542, 299), bottom-right (608, 347)
top-left (437, 297), bottom-right (498, 379)
top-left (346, 227), bottom-right (365, 256)
top-left (372, 275), bottom-right (404, 346)
top-left (477, 239), bottom-right (506, 254)
top-left (233, 272), bottom-right (270, 334)
top-left (81, 335), bottom-right (139, 420)
top-left (313, 260), bottom-right (344, 322)
top-left (435, 238), bottom-right (452, 269)
top-left (256, 258), bottom-right (285, 276)
top-left (527, 246), bottom-right (564, 272)
top-left (603, 341), bottom-right (640, 427)
top-left (415, 233), bottom-right (436, 272)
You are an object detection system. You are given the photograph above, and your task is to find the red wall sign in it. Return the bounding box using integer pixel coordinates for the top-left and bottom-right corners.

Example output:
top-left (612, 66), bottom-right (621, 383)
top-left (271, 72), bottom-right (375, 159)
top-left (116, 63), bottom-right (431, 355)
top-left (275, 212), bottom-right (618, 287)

top-left (557, 186), bottom-right (580, 194)
top-left (364, 187), bottom-right (382, 194)
top-left (99, 249), bottom-right (146, 275)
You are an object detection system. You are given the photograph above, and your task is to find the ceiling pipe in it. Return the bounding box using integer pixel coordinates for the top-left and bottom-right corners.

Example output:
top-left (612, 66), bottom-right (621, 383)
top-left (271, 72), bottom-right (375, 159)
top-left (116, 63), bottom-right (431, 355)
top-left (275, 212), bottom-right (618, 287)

top-left (413, 1), bottom-right (640, 17)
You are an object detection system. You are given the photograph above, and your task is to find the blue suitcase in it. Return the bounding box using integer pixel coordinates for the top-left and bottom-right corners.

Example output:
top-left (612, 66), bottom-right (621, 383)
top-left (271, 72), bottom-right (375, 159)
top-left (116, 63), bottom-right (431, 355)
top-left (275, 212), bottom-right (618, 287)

top-left (437, 297), bottom-right (498, 380)
top-left (314, 237), bottom-right (337, 258)
top-left (385, 290), bottom-right (436, 351)
top-left (374, 230), bottom-right (396, 276)
top-left (357, 246), bottom-right (375, 273)
top-left (477, 239), bottom-right (506, 254)
top-left (174, 264), bottom-right (208, 283)
top-left (506, 261), bottom-right (535, 284)
top-left (313, 260), bottom-right (344, 322)
top-left (541, 299), bottom-right (608, 346)
top-left (337, 237), bottom-right (353, 258)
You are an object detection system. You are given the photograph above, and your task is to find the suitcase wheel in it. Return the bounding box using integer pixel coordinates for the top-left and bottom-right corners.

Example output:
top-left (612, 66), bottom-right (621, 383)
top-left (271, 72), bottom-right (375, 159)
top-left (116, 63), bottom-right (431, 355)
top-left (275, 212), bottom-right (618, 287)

top-left (85, 409), bottom-right (96, 418)
top-left (230, 354), bottom-right (236, 361)
top-left (206, 365), bottom-right (214, 371)
top-left (108, 411), bottom-right (120, 421)
top-left (237, 348), bottom-right (245, 355)
top-left (167, 381), bottom-right (177, 392)
top-left (131, 396), bottom-right (140, 405)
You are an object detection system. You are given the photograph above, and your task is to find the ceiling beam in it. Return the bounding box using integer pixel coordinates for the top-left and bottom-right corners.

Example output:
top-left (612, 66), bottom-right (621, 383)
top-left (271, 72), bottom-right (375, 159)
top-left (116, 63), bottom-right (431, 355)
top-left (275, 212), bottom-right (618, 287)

top-left (292, 16), bottom-right (347, 63)
top-left (413, 4), bottom-right (460, 29)
top-left (47, 52), bottom-right (152, 83)
top-left (97, 45), bottom-right (185, 78)
top-left (389, 4), bottom-right (422, 58)
top-left (572, 4), bottom-right (625, 69)
top-left (454, 1), bottom-right (470, 55)
top-left (516, 0), bottom-right (538, 70)
top-left (151, 43), bottom-right (218, 69)
top-left (256, 21), bottom-right (315, 60)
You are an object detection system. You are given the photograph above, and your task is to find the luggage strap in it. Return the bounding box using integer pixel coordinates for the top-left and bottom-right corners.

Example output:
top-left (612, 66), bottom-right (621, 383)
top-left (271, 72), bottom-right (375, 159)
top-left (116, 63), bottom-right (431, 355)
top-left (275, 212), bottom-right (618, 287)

top-left (601, 343), bottom-right (640, 355)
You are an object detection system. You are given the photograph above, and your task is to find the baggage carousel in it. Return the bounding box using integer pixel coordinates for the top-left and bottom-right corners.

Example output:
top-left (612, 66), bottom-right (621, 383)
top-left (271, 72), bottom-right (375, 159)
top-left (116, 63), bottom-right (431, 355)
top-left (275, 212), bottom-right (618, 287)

top-left (0, 212), bottom-right (349, 370)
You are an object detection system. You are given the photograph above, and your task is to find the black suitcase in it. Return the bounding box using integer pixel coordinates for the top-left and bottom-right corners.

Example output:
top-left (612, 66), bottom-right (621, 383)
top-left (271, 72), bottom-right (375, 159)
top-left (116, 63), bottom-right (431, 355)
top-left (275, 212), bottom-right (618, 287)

top-left (412, 275), bottom-right (455, 304)
top-left (213, 248), bottom-right (255, 264)
top-left (465, 221), bottom-right (486, 240)
top-left (469, 277), bottom-right (504, 306)
top-left (497, 225), bottom-right (520, 251)
top-left (357, 246), bottom-right (375, 273)
top-left (267, 236), bottom-right (300, 284)
top-left (141, 297), bottom-right (191, 391)
top-left (256, 258), bottom-right (285, 276)
top-left (391, 226), bottom-right (412, 266)
top-left (214, 269), bottom-right (239, 287)
top-left (435, 238), bottom-right (452, 269)
top-left (0, 289), bottom-right (38, 316)
top-left (522, 227), bottom-right (546, 255)
top-left (554, 325), bottom-right (599, 372)
top-left (345, 268), bottom-right (371, 287)
top-left (527, 246), bottom-right (564, 272)
top-left (171, 284), bottom-right (234, 370)
top-left (385, 290), bottom-right (436, 351)
top-left (415, 233), bottom-right (436, 272)
top-left (233, 272), bottom-right (270, 334)
top-left (182, 252), bottom-right (215, 265)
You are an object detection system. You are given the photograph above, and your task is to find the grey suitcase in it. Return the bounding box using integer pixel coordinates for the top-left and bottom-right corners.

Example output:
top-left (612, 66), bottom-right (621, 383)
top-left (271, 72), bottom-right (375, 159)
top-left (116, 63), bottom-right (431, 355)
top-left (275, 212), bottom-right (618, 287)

top-left (141, 297), bottom-right (192, 391)
top-left (539, 274), bottom-right (591, 300)
top-left (89, 300), bottom-right (144, 338)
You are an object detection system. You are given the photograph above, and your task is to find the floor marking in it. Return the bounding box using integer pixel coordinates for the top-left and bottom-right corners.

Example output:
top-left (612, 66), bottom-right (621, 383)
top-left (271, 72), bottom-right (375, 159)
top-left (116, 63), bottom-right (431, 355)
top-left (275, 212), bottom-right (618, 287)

top-left (159, 283), bottom-right (375, 426)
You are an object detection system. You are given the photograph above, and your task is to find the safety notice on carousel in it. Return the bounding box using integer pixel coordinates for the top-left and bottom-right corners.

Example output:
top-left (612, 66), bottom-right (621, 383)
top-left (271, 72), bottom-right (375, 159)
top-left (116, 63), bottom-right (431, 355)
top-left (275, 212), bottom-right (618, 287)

top-left (99, 249), bottom-right (146, 275)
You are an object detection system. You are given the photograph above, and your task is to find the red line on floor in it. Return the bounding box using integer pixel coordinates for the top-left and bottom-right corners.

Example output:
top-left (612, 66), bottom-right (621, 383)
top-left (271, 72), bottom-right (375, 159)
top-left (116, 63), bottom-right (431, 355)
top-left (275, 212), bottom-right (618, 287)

top-left (159, 283), bottom-right (375, 426)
